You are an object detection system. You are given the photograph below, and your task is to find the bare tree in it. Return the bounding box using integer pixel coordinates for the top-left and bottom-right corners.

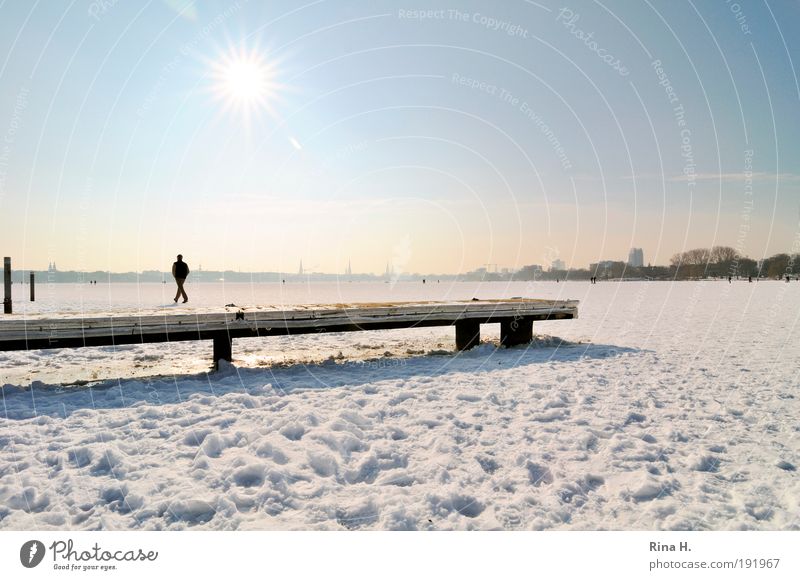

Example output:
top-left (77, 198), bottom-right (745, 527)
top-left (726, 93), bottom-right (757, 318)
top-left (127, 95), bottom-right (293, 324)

top-left (684, 248), bottom-right (711, 265)
top-left (711, 246), bottom-right (738, 263)
top-left (767, 254), bottom-right (791, 278)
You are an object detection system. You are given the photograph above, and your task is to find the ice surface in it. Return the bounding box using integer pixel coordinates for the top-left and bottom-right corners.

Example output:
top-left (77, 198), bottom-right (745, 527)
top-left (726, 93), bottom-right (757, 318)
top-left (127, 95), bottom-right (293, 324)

top-left (1, 280), bottom-right (798, 530)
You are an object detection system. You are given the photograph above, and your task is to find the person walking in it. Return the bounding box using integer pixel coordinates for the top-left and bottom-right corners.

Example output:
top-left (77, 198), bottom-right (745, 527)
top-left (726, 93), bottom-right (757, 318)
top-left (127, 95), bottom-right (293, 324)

top-left (172, 254), bottom-right (190, 303)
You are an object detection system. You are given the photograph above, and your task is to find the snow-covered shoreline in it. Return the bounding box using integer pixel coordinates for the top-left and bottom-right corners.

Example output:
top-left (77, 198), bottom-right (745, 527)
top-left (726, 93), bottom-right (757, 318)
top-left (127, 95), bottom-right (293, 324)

top-left (1, 281), bottom-right (798, 530)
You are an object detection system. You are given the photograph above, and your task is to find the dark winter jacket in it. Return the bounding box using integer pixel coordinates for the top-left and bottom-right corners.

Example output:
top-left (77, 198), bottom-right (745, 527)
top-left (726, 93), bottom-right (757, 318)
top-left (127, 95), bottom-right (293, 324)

top-left (173, 261), bottom-right (189, 279)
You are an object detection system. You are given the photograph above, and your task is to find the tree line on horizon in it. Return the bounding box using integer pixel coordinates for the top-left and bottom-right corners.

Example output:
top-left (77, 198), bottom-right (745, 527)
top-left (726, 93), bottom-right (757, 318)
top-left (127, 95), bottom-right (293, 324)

top-left (522, 246), bottom-right (798, 281)
top-left (668, 246), bottom-right (798, 279)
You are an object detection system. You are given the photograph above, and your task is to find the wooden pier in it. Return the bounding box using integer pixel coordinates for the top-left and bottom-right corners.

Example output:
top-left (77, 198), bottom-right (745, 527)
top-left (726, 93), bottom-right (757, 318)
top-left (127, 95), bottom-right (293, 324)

top-left (0, 299), bottom-right (578, 368)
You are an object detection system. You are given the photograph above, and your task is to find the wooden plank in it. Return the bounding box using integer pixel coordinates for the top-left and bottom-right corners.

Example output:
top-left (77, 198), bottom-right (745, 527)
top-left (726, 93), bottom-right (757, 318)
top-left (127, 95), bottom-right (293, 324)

top-left (0, 298), bottom-right (576, 320)
top-left (0, 300), bottom-right (578, 330)
top-left (0, 308), bottom-right (577, 339)
top-left (0, 300), bottom-right (578, 352)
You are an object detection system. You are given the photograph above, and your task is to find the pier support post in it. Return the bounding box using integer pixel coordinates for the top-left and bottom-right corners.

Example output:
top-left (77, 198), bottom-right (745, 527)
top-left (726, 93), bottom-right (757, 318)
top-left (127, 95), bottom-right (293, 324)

top-left (30, 272), bottom-right (35, 302)
top-left (3, 257), bottom-right (11, 314)
top-left (455, 319), bottom-right (481, 351)
top-left (212, 332), bottom-right (232, 369)
top-left (501, 318), bottom-right (533, 347)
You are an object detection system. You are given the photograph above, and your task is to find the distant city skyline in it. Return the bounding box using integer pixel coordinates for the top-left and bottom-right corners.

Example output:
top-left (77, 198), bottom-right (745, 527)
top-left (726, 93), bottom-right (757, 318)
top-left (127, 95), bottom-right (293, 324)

top-left (22, 236), bottom-right (799, 275)
top-left (10, 248), bottom-right (795, 287)
top-left (1, 2), bottom-right (799, 274)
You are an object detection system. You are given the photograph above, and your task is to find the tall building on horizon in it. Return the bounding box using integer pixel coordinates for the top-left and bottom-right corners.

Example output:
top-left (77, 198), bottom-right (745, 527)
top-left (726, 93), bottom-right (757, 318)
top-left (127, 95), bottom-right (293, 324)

top-left (551, 259), bottom-right (566, 271)
top-left (628, 248), bottom-right (644, 268)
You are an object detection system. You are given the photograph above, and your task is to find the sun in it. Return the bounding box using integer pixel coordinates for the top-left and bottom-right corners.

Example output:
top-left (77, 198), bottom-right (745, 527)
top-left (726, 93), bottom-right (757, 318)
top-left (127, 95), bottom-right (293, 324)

top-left (210, 45), bottom-right (282, 121)
top-left (224, 59), bottom-right (267, 101)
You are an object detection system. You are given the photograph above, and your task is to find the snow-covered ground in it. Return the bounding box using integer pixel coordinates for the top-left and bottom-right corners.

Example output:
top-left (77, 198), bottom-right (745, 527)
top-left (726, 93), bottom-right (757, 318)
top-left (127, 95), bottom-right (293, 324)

top-left (1, 280), bottom-right (798, 530)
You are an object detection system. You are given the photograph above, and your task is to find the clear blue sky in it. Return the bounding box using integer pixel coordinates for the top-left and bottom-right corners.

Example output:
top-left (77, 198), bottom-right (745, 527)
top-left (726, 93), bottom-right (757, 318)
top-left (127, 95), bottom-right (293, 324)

top-left (1, 0), bottom-right (798, 273)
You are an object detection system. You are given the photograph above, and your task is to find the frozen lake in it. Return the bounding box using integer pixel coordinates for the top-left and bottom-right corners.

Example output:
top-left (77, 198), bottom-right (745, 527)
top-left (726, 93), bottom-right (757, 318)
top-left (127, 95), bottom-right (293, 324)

top-left (1, 280), bottom-right (798, 530)
top-left (7, 280), bottom-right (581, 315)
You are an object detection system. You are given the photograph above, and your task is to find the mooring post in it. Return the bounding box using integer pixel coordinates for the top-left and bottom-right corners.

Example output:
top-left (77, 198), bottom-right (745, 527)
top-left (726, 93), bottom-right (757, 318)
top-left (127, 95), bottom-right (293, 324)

top-left (30, 272), bottom-right (35, 302)
top-left (500, 318), bottom-right (533, 347)
top-left (455, 319), bottom-right (481, 351)
top-left (212, 331), bottom-right (232, 369)
top-left (3, 257), bottom-right (11, 314)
